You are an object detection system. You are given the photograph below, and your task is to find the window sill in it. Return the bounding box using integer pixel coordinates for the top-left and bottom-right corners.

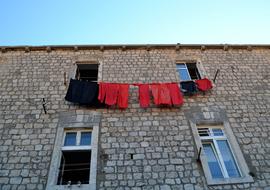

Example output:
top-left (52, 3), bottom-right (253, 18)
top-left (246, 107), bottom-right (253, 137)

top-left (46, 184), bottom-right (95, 190)
top-left (206, 176), bottom-right (254, 186)
top-left (61, 145), bottom-right (91, 151)
top-left (180, 80), bottom-right (195, 82)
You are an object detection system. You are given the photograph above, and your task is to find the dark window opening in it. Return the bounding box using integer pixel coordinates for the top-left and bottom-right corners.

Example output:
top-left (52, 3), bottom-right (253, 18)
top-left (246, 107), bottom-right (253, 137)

top-left (76, 64), bottom-right (98, 81)
top-left (187, 63), bottom-right (201, 80)
top-left (57, 151), bottom-right (91, 185)
top-left (198, 128), bottom-right (210, 136)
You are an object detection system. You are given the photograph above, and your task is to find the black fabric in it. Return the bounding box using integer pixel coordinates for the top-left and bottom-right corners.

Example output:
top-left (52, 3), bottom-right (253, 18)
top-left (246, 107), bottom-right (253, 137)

top-left (180, 81), bottom-right (198, 95)
top-left (65, 79), bottom-right (99, 105)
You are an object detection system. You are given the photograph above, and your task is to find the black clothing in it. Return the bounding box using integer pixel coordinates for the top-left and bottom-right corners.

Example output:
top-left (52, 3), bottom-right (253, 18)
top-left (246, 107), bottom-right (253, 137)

top-left (65, 79), bottom-right (99, 105)
top-left (180, 81), bottom-right (198, 95)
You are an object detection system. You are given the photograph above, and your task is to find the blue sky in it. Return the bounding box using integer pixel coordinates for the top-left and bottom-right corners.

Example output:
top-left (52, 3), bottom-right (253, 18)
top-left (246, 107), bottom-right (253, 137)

top-left (0, 0), bottom-right (270, 46)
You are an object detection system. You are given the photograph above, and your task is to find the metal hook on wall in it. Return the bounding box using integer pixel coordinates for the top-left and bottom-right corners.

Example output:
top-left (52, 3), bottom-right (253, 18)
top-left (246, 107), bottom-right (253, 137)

top-left (42, 98), bottom-right (47, 114)
top-left (213, 69), bottom-right (220, 83)
top-left (64, 72), bottom-right (67, 86)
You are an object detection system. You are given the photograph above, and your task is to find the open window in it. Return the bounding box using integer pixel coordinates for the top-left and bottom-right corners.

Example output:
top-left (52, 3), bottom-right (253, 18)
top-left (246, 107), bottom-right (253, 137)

top-left (46, 111), bottom-right (100, 190)
top-left (191, 123), bottom-right (253, 185)
top-left (46, 128), bottom-right (98, 189)
top-left (57, 130), bottom-right (92, 185)
top-left (176, 62), bottom-right (201, 81)
top-left (65, 63), bottom-right (102, 106)
top-left (198, 127), bottom-right (241, 179)
top-left (76, 64), bottom-right (98, 82)
top-left (176, 62), bottom-right (203, 95)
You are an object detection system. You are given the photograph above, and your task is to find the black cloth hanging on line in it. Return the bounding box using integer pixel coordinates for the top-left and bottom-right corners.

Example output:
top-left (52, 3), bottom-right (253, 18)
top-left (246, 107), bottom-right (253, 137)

top-left (65, 79), bottom-right (99, 105)
top-left (180, 81), bottom-right (198, 95)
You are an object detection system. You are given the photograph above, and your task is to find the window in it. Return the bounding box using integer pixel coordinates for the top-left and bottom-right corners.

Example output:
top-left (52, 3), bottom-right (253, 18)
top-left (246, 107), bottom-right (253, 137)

top-left (176, 63), bottom-right (200, 81)
top-left (190, 122), bottom-right (253, 185)
top-left (66, 63), bottom-right (103, 107)
top-left (57, 130), bottom-right (92, 185)
top-left (198, 127), bottom-right (241, 179)
top-left (76, 64), bottom-right (98, 81)
top-left (46, 128), bottom-right (98, 190)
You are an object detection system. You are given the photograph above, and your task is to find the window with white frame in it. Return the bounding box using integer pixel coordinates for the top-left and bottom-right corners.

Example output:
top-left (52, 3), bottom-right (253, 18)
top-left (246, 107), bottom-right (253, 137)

top-left (190, 123), bottom-right (254, 185)
top-left (198, 127), bottom-right (241, 179)
top-left (57, 129), bottom-right (92, 185)
top-left (46, 112), bottom-right (100, 190)
top-left (176, 63), bottom-right (201, 81)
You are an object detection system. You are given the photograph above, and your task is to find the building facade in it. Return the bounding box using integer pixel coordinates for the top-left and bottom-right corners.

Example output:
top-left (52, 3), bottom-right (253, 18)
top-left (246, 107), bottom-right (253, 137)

top-left (0, 44), bottom-right (269, 190)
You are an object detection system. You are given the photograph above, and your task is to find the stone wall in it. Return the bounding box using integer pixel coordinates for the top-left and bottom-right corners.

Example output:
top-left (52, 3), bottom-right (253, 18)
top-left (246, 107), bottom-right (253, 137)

top-left (0, 46), bottom-right (269, 190)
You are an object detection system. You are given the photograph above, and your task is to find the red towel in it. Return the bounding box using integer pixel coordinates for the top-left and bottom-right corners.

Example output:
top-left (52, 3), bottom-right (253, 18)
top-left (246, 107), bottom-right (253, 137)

top-left (98, 82), bottom-right (107, 103)
top-left (151, 84), bottom-right (172, 106)
top-left (159, 84), bottom-right (171, 105)
top-left (138, 84), bottom-right (150, 108)
top-left (98, 83), bottom-right (120, 105)
top-left (105, 83), bottom-right (119, 106)
top-left (195, 78), bottom-right (213, 91)
top-left (150, 84), bottom-right (160, 105)
top-left (117, 84), bottom-right (129, 109)
top-left (168, 83), bottom-right (184, 105)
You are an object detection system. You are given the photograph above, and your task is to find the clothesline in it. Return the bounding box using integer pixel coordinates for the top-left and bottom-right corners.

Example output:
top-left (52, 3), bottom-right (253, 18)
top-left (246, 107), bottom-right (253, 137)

top-left (98, 83), bottom-right (185, 109)
top-left (65, 78), bottom-right (213, 109)
top-left (98, 82), bottom-right (180, 85)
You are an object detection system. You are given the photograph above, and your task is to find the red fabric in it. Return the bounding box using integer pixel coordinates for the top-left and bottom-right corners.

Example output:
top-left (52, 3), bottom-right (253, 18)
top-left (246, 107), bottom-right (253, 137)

top-left (138, 84), bottom-right (150, 108)
top-left (99, 82), bottom-right (185, 108)
top-left (151, 84), bottom-right (172, 106)
top-left (98, 82), bottom-right (107, 103)
top-left (195, 78), bottom-right (213, 91)
top-left (168, 83), bottom-right (184, 105)
top-left (98, 83), bottom-right (120, 105)
top-left (117, 84), bottom-right (129, 109)
top-left (159, 84), bottom-right (171, 105)
top-left (150, 84), bottom-right (160, 105)
top-left (105, 83), bottom-right (119, 106)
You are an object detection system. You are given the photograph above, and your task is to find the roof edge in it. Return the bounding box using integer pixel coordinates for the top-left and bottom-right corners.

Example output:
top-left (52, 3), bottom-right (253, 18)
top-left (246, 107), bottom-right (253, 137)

top-left (1, 44), bottom-right (270, 52)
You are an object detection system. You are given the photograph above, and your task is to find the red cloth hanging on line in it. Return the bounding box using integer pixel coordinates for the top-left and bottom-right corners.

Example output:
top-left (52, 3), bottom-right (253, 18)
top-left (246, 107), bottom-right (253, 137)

top-left (99, 82), bottom-right (185, 108)
top-left (98, 83), bottom-right (119, 106)
top-left (138, 84), bottom-right (150, 108)
top-left (106, 84), bottom-right (119, 106)
top-left (159, 84), bottom-right (171, 105)
top-left (150, 84), bottom-right (160, 105)
top-left (98, 82), bottom-right (129, 108)
top-left (98, 82), bottom-right (107, 103)
top-left (117, 84), bottom-right (129, 109)
top-left (151, 83), bottom-right (181, 106)
top-left (195, 78), bottom-right (213, 91)
top-left (168, 83), bottom-right (184, 105)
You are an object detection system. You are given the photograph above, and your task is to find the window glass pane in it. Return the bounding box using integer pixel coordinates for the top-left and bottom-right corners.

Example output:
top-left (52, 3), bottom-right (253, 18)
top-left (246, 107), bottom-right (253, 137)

top-left (64, 133), bottom-right (77, 146)
top-left (203, 143), bottom-right (224, 178)
top-left (178, 69), bottom-right (191, 81)
top-left (176, 64), bottom-right (187, 69)
top-left (80, 132), bottom-right (92, 145)
top-left (212, 129), bottom-right (224, 136)
top-left (217, 140), bottom-right (241, 177)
